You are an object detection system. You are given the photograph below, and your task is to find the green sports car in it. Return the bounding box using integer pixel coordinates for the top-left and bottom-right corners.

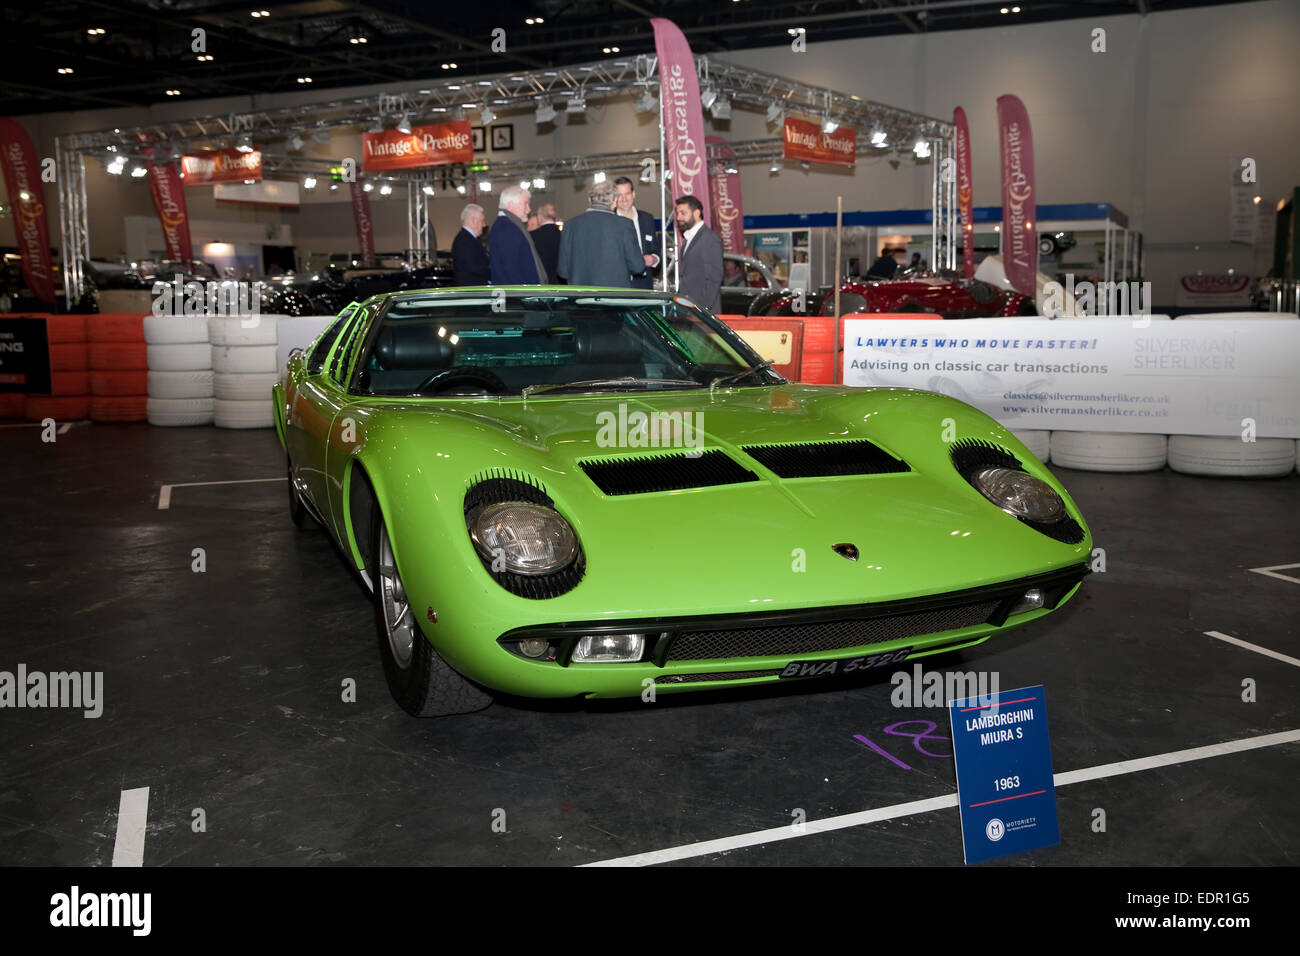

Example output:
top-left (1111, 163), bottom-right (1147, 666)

top-left (275, 288), bottom-right (1091, 716)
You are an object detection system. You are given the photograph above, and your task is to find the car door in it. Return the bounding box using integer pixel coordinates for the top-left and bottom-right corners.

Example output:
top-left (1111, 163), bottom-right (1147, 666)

top-left (320, 304), bottom-right (379, 540)
top-left (290, 304), bottom-right (368, 518)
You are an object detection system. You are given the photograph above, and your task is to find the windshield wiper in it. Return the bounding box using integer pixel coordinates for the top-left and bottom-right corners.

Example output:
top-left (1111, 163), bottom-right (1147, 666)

top-left (709, 360), bottom-right (776, 397)
top-left (522, 377), bottom-right (704, 399)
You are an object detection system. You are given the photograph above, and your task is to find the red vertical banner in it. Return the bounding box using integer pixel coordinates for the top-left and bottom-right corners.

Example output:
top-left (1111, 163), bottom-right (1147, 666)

top-left (350, 179), bottom-right (376, 268)
top-left (996, 94), bottom-right (1036, 296)
top-left (0, 117), bottom-right (56, 304)
top-left (706, 136), bottom-right (745, 255)
top-left (652, 17), bottom-right (711, 231)
top-left (953, 107), bottom-right (975, 280)
top-left (142, 147), bottom-right (193, 263)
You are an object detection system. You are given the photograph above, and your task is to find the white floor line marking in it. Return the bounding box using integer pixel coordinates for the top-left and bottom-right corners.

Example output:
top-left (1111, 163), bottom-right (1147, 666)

top-left (1248, 563), bottom-right (1300, 585)
top-left (111, 787), bottom-right (150, 867)
top-left (0, 422), bottom-right (40, 429)
top-left (582, 728), bottom-right (1300, 867)
top-left (157, 477), bottom-right (285, 510)
top-left (58, 421), bottom-right (72, 434)
top-left (1204, 630), bottom-right (1300, 669)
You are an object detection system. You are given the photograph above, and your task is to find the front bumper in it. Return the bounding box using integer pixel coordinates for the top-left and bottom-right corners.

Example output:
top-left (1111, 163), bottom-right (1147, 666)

top-left (445, 563), bottom-right (1089, 699)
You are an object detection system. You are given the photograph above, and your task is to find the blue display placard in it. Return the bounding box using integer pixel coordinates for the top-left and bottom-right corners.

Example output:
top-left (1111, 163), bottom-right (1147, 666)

top-left (949, 685), bottom-right (1059, 864)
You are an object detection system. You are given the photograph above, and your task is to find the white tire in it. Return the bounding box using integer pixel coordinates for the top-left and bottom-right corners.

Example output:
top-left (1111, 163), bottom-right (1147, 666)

top-left (148, 343), bottom-right (213, 371)
top-left (147, 369), bottom-right (214, 399)
top-left (147, 397), bottom-right (215, 427)
top-left (212, 344), bottom-right (278, 373)
top-left (1050, 431), bottom-right (1167, 472)
top-left (1168, 436), bottom-right (1296, 477)
top-left (213, 398), bottom-right (274, 429)
top-left (208, 315), bottom-right (278, 346)
top-left (213, 371), bottom-right (278, 402)
top-left (143, 315), bottom-right (209, 345)
top-left (1010, 429), bottom-right (1050, 463)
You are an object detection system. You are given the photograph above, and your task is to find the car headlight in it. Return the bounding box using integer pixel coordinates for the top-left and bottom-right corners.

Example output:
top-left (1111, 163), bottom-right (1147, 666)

top-left (970, 467), bottom-right (1066, 523)
top-left (468, 501), bottom-right (579, 575)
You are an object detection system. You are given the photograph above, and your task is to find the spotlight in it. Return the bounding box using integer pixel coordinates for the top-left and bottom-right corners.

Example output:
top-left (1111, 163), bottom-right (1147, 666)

top-left (288, 134), bottom-right (304, 151)
top-left (479, 180), bottom-right (492, 192)
top-left (379, 183), bottom-right (393, 195)
top-left (105, 159), bottom-right (125, 175)
top-left (131, 165), bottom-right (148, 177)
top-left (303, 176), bottom-right (317, 189)
top-left (822, 117), bottom-right (838, 134)
top-left (57, 67), bottom-right (74, 74)
top-left (724, 164), bottom-right (738, 175)
top-left (165, 89), bottom-right (181, 96)
top-left (456, 184), bottom-right (467, 194)
top-left (480, 103), bottom-right (496, 124)
top-left (913, 139), bottom-right (931, 158)
top-left (314, 128), bottom-right (331, 143)
top-left (769, 159), bottom-right (780, 174)
top-left (592, 170), bottom-right (606, 184)
top-left (787, 27), bottom-right (806, 36)
top-left (236, 133), bottom-right (254, 153)
top-left (535, 100), bottom-right (557, 124)
top-left (532, 176), bottom-right (546, 189)
top-left (296, 76), bottom-right (312, 84)
top-left (363, 182), bottom-right (374, 192)
top-left (396, 113), bottom-right (412, 134)
top-left (566, 96), bottom-right (586, 114)
top-left (369, 117), bottom-right (384, 133)
top-left (871, 128), bottom-right (888, 147)
top-left (636, 90), bottom-right (656, 113)
top-left (766, 102), bottom-right (784, 123)
top-left (243, 179), bottom-right (255, 185)
top-left (329, 182), bottom-right (339, 191)
top-left (700, 88), bottom-right (717, 111)
top-left (422, 184), bottom-right (435, 196)
top-left (710, 98), bottom-right (732, 120)
top-left (349, 35), bottom-right (368, 44)
top-left (519, 179), bottom-right (531, 190)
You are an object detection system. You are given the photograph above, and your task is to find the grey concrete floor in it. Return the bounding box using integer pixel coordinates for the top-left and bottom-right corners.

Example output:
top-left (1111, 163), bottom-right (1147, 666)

top-left (0, 420), bottom-right (1296, 867)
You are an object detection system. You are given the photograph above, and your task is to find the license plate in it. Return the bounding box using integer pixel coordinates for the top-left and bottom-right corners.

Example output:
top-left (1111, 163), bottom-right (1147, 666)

top-left (777, 647), bottom-right (912, 680)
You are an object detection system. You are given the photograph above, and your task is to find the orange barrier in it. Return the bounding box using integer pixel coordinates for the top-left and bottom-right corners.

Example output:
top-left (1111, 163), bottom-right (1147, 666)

top-left (90, 370), bottom-right (149, 396)
top-left (88, 342), bottom-right (148, 371)
top-left (0, 394), bottom-right (25, 418)
top-left (25, 395), bottom-right (90, 421)
top-left (49, 343), bottom-right (89, 371)
top-left (43, 314), bottom-right (88, 343)
top-left (87, 313), bottom-right (147, 344)
top-left (90, 395), bottom-right (148, 422)
top-left (50, 371), bottom-right (90, 396)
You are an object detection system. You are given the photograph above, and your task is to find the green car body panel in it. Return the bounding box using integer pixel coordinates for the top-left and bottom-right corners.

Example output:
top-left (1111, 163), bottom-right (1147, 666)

top-left (277, 289), bottom-right (1091, 701)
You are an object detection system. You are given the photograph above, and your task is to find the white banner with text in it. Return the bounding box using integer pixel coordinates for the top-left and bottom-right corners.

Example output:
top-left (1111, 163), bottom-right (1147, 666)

top-left (842, 317), bottom-right (1300, 438)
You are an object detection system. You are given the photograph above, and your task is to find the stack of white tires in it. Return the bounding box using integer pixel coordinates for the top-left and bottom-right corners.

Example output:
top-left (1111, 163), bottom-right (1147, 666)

top-left (276, 316), bottom-right (338, 372)
top-left (1049, 432), bottom-right (1168, 472)
top-left (209, 316), bottom-right (278, 429)
top-left (1167, 436), bottom-right (1296, 477)
top-left (144, 315), bottom-right (214, 426)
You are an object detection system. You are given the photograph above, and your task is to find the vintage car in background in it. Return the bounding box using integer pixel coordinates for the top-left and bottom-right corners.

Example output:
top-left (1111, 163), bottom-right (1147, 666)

top-left (276, 287), bottom-right (1091, 717)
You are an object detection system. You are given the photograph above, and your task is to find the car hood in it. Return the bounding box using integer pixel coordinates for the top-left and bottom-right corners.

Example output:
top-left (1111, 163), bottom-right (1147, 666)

top-left (350, 384), bottom-right (1090, 619)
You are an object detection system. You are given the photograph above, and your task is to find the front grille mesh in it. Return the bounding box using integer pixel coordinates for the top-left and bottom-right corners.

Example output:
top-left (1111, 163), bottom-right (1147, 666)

top-left (580, 449), bottom-right (757, 496)
top-left (656, 670), bottom-right (782, 684)
top-left (742, 439), bottom-right (909, 477)
top-left (666, 601), bottom-right (1000, 662)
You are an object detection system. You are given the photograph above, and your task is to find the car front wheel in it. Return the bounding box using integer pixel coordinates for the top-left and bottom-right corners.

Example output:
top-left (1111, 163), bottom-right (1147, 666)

top-left (371, 504), bottom-right (494, 717)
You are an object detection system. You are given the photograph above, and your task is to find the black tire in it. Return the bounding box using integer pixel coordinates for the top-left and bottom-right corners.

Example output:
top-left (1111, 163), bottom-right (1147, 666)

top-left (287, 455), bottom-right (307, 528)
top-left (365, 491), bottom-right (494, 717)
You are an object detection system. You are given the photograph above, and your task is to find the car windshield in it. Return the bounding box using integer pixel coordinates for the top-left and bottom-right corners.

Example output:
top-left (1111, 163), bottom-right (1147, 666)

top-left (358, 291), bottom-right (781, 397)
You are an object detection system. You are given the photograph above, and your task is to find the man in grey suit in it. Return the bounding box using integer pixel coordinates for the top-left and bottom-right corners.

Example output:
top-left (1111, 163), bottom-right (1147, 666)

top-left (557, 181), bottom-right (646, 288)
top-left (673, 194), bottom-right (723, 313)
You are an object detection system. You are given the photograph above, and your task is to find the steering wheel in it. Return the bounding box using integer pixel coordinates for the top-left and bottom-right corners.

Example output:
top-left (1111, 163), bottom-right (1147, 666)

top-left (414, 367), bottom-right (509, 395)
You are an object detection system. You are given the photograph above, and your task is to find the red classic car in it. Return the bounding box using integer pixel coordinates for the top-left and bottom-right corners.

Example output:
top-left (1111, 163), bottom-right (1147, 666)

top-left (753, 274), bottom-right (1036, 318)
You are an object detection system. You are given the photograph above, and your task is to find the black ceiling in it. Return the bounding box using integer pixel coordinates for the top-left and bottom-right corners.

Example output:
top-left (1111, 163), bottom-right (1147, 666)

top-left (0, 0), bottom-right (1248, 117)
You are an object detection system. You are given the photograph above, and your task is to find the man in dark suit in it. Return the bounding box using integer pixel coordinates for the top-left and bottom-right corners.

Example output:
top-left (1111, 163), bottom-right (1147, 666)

top-left (673, 194), bottom-right (723, 313)
top-left (557, 180), bottom-right (646, 288)
top-left (529, 203), bottom-right (563, 285)
top-left (613, 177), bottom-right (660, 289)
top-left (488, 186), bottom-right (546, 285)
top-left (451, 203), bottom-right (489, 286)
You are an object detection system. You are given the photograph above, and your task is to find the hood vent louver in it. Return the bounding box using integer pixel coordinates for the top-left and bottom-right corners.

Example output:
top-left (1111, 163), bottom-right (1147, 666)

top-left (742, 439), bottom-right (910, 478)
top-left (580, 450), bottom-right (758, 496)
